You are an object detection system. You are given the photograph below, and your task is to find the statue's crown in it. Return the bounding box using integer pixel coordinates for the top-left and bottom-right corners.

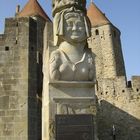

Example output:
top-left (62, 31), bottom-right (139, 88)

top-left (52, 0), bottom-right (86, 16)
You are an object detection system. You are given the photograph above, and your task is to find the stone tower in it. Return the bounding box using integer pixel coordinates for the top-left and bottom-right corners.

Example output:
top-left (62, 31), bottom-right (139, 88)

top-left (87, 1), bottom-right (126, 80)
top-left (0, 0), bottom-right (52, 139)
top-left (87, 2), bottom-right (140, 140)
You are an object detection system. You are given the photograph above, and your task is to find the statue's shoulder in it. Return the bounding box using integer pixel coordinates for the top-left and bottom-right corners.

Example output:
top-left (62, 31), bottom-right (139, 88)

top-left (85, 48), bottom-right (92, 56)
top-left (50, 49), bottom-right (62, 63)
top-left (50, 49), bottom-right (61, 57)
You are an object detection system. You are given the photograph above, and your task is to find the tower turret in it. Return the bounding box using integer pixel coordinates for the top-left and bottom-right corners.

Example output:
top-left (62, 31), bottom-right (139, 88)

top-left (17, 0), bottom-right (51, 21)
top-left (87, 1), bottom-right (126, 79)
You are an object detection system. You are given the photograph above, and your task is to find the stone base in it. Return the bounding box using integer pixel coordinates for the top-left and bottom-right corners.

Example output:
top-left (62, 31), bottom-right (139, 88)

top-left (42, 81), bottom-right (98, 140)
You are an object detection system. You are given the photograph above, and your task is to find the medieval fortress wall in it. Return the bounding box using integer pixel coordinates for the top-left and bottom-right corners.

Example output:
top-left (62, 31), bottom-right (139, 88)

top-left (0, 18), bottom-right (30, 139)
top-left (0, 1), bottom-right (140, 140)
top-left (0, 17), bottom-right (47, 139)
top-left (88, 23), bottom-right (140, 139)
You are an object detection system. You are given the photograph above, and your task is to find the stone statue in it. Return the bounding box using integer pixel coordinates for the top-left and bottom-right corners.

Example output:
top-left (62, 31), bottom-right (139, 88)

top-left (50, 0), bottom-right (94, 81)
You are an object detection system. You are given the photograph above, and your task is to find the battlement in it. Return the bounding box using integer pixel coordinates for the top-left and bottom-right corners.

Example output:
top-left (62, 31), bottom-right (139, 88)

top-left (131, 76), bottom-right (140, 91)
top-left (127, 76), bottom-right (140, 89)
top-left (0, 34), bottom-right (5, 45)
top-left (0, 34), bottom-right (4, 38)
top-left (96, 75), bottom-right (140, 103)
top-left (4, 17), bottom-right (30, 32)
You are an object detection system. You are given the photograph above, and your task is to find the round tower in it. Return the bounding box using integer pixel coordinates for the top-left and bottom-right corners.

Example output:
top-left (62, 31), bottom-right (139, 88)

top-left (87, 1), bottom-right (126, 79)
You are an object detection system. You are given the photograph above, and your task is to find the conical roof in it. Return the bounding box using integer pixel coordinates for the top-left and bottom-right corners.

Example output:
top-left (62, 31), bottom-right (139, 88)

top-left (87, 1), bottom-right (110, 27)
top-left (18, 0), bottom-right (51, 21)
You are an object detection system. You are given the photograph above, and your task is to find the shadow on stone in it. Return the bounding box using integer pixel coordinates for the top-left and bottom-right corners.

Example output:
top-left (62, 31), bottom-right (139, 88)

top-left (97, 100), bottom-right (140, 140)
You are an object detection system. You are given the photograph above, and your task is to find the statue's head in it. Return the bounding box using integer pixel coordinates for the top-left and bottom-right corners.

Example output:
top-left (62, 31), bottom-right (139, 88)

top-left (52, 0), bottom-right (86, 17)
top-left (54, 8), bottom-right (91, 46)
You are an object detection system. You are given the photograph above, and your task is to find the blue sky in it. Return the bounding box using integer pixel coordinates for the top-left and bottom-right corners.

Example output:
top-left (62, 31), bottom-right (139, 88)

top-left (0, 0), bottom-right (140, 80)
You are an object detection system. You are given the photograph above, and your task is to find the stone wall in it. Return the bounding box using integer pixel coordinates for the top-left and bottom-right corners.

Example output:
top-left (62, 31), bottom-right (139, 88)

top-left (88, 23), bottom-right (140, 140)
top-left (88, 24), bottom-right (126, 79)
top-left (96, 76), bottom-right (140, 140)
top-left (0, 16), bottom-right (48, 140)
top-left (0, 17), bottom-right (29, 140)
top-left (0, 34), bottom-right (4, 46)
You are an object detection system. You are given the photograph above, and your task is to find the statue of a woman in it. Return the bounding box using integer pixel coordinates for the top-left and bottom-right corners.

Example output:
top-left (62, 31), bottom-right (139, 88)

top-left (50, 7), bottom-right (94, 81)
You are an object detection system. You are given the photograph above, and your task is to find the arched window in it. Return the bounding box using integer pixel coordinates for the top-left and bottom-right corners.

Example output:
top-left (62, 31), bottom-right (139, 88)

top-left (95, 29), bottom-right (99, 35)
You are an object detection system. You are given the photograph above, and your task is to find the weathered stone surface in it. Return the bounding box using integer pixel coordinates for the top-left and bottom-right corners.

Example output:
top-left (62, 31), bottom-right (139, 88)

top-left (50, 3), bottom-right (94, 81)
top-left (0, 96), bottom-right (9, 109)
top-left (87, 2), bottom-right (140, 138)
top-left (0, 10), bottom-right (50, 139)
top-left (43, 1), bottom-right (97, 140)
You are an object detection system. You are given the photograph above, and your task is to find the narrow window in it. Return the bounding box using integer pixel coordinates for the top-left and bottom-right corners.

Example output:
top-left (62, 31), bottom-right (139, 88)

top-left (16, 22), bottom-right (18, 26)
top-left (95, 29), bottom-right (99, 35)
top-left (15, 37), bottom-right (18, 44)
top-left (127, 81), bottom-right (132, 88)
top-left (5, 46), bottom-right (9, 51)
top-left (31, 47), bottom-right (34, 51)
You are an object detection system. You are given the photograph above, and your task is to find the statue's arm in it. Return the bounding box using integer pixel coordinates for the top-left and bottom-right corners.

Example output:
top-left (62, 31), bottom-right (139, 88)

top-left (89, 66), bottom-right (94, 81)
top-left (49, 51), bottom-right (61, 80)
top-left (88, 57), bottom-right (95, 81)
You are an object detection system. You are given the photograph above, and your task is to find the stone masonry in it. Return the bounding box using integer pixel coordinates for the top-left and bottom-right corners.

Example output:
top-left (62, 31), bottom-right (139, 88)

top-left (0, 1), bottom-right (140, 140)
top-left (88, 6), bottom-right (140, 139)
top-left (0, 15), bottom-right (52, 139)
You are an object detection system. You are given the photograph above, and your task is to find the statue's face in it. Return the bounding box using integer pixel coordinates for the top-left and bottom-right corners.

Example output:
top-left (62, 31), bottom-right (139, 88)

top-left (63, 15), bottom-right (86, 43)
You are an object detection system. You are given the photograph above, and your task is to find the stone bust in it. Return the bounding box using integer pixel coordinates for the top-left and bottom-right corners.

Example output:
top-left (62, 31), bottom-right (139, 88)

top-left (50, 8), bottom-right (94, 81)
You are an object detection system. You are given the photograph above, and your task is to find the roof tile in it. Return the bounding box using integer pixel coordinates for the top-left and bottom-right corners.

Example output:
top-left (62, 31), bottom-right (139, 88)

top-left (87, 2), bottom-right (110, 27)
top-left (18, 0), bottom-right (51, 21)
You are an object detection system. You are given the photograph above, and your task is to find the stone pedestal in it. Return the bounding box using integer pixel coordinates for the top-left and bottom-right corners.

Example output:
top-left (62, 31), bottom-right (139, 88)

top-left (42, 81), bottom-right (98, 140)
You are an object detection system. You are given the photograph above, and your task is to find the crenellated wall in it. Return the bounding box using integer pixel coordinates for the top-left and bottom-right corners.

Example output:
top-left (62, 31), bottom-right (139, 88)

top-left (88, 22), bottom-right (140, 140)
top-left (95, 76), bottom-right (140, 140)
